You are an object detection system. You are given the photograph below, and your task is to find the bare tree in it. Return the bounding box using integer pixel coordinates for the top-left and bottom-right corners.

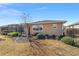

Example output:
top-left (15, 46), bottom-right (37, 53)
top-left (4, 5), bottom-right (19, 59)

top-left (21, 12), bottom-right (32, 40)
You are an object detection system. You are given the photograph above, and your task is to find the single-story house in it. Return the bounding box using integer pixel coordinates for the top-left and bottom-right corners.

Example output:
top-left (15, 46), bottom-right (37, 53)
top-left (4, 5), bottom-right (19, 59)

top-left (0, 20), bottom-right (66, 37)
top-left (26, 20), bottom-right (66, 37)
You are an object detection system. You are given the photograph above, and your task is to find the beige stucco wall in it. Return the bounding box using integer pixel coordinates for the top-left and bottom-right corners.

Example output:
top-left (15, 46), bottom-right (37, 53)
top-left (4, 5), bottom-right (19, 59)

top-left (29, 23), bottom-right (63, 36)
top-left (42, 23), bottom-right (63, 36)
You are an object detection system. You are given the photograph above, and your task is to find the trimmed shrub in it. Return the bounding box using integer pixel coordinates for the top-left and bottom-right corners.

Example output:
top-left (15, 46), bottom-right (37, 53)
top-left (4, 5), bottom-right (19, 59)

top-left (50, 35), bottom-right (56, 39)
top-left (45, 34), bottom-right (49, 39)
top-left (7, 32), bottom-right (19, 37)
top-left (61, 36), bottom-right (75, 45)
top-left (37, 33), bottom-right (45, 39)
top-left (44, 34), bottom-right (56, 39)
top-left (58, 35), bottom-right (65, 40)
top-left (74, 39), bottom-right (79, 46)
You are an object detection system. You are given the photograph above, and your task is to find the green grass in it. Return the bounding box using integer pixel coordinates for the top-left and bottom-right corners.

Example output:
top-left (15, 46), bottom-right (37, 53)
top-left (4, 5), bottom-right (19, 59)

top-left (74, 38), bottom-right (79, 46)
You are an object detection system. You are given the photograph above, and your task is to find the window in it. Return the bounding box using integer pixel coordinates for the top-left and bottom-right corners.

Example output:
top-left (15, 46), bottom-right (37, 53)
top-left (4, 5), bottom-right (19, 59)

top-left (52, 24), bottom-right (57, 29)
top-left (33, 27), bottom-right (42, 30)
top-left (32, 25), bottom-right (43, 32)
top-left (53, 27), bottom-right (56, 28)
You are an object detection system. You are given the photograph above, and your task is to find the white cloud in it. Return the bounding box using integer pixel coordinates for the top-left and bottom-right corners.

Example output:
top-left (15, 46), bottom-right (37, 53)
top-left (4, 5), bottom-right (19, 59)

top-left (0, 3), bottom-right (12, 5)
top-left (0, 4), bottom-right (22, 26)
top-left (0, 3), bottom-right (12, 8)
top-left (0, 9), bottom-right (22, 16)
top-left (35, 7), bottom-right (48, 10)
top-left (0, 4), bottom-right (22, 16)
top-left (0, 4), bottom-right (7, 9)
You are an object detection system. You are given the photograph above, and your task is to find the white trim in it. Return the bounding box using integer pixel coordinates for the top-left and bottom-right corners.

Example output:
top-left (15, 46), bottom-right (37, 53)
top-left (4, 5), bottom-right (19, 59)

top-left (32, 25), bottom-right (43, 33)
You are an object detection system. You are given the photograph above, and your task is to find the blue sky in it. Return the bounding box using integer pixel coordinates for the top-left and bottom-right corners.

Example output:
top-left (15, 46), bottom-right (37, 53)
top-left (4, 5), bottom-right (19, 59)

top-left (0, 3), bottom-right (79, 26)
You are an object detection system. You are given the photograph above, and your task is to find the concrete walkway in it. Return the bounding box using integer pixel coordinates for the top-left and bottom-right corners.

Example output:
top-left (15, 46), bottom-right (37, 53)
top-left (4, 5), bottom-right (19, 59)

top-left (11, 37), bottom-right (29, 43)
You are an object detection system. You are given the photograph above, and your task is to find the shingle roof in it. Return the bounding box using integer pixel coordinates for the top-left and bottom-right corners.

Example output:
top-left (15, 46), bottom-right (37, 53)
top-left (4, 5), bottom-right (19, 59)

top-left (0, 20), bottom-right (66, 27)
top-left (68, 22), bottom-right (79, 26)
top-left (30, 20), bottom-right (66, 24)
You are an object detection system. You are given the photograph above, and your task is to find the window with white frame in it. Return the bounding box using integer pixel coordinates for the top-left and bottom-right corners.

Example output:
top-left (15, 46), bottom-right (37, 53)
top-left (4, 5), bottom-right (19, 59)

top-left (32, 25), bottom-right (43, 32)
top-left (52, 24), bottom-right (57, 29)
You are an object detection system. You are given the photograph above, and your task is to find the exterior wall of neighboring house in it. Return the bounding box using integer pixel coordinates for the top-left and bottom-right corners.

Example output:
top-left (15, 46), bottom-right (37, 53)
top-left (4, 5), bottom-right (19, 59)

top-left (0, 24), bottom-right (24, 34)
top-left (65, 22), bottom-right (79, 37)
top-left (73, 25), bottom-right (79, 28)
top-left (29, 22), bottom-right (64, 36)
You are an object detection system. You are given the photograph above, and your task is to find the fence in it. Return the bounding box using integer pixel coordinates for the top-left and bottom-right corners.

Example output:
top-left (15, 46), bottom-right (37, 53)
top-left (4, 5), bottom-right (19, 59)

top-left (65, 28), bottom-right (79, 38)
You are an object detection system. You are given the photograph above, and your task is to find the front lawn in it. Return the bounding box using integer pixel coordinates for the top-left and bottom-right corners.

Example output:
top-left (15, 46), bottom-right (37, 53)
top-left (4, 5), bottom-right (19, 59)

top-left (0, 35), bottom-right (79, 56)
